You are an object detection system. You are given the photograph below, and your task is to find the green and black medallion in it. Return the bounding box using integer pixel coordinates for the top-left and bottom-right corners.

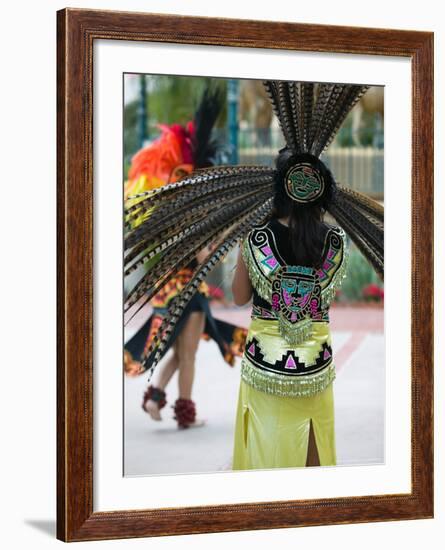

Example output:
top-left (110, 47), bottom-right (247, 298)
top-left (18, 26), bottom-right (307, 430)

top-left (285, 162), bottom-right (325, 203)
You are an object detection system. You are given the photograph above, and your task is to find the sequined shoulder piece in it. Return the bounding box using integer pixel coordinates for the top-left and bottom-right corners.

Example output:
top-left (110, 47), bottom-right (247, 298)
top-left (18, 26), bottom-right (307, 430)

top-left (241, 224), bottom-right (281, 302)
top-left (317, 226), bottom-right (349, 308)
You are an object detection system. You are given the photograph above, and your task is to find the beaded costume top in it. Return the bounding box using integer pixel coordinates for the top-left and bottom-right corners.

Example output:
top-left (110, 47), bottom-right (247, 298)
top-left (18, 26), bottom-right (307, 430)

top-left (239, 219), bottom-right (348, 398)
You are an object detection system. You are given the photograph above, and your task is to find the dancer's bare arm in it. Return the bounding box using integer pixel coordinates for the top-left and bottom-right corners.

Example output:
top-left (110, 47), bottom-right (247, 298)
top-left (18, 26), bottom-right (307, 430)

top-left (232, 247), bottom-right (252, 306)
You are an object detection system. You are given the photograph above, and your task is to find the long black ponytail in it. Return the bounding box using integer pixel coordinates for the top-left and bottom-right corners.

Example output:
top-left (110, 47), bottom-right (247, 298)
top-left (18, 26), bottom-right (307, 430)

top-left (272, 148), bottom-right (336, 269)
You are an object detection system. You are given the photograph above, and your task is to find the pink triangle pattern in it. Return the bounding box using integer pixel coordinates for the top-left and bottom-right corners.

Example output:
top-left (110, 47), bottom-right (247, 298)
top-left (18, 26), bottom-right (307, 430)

top-left (262, 309), bottom-right (274, 318)
top-left (284, 354), bottom-right (297, 369)
top-left (248, 343), bottom-right (255, 356)
top-left (323, 348), bottom-right (331, 360)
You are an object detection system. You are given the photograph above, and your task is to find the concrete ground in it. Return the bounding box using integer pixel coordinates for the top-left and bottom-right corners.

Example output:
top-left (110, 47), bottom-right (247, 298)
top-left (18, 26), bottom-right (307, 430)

top-left (124, 305), bottom-right (384, 476)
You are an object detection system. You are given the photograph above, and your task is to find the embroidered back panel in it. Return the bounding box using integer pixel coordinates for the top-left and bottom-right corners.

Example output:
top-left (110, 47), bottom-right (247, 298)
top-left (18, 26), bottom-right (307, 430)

top-left (240, 221), bottom-right (348, 397)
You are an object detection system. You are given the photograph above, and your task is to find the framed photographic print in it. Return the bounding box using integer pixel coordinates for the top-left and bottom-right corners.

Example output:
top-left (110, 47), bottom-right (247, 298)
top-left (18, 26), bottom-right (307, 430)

top-left (57, 8), bottom-right (433, 542)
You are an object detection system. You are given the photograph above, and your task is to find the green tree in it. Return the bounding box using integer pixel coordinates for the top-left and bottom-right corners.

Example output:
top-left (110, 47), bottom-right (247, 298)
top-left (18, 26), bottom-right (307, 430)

top-left (124, 75), bottom-right (227, 167)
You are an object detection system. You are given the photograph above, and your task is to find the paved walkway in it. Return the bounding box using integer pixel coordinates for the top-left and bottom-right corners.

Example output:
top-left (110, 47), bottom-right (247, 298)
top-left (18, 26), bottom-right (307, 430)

top-left (124, 305), bottom-right (384, 476)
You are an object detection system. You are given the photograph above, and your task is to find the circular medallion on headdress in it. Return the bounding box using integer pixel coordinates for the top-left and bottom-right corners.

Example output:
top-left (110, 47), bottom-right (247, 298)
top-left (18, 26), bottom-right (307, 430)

top-left (284, 162), bottom-right (325, 203)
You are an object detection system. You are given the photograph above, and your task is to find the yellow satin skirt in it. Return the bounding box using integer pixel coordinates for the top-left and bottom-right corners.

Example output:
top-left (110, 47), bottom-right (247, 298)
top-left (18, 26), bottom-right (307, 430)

top-left (232, 377), bottom-right (336, 470)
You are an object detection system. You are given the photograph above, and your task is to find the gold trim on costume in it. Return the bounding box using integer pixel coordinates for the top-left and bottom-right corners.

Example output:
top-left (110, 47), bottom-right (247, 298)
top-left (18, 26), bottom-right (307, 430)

top-left (320, 228), bottom-right (349, 309)
top-left (240, 358), bottom-right (335, 398)
top-left (241, 234), bottom-right (272, 302)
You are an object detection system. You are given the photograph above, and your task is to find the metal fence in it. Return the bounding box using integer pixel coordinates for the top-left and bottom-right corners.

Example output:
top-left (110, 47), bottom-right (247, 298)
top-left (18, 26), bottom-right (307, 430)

top-left (215, 128), bottom-right (384, 199)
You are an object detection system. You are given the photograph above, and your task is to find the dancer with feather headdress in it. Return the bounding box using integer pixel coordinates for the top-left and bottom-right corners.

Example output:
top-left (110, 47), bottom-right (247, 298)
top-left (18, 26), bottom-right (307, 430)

top-left (124, 86), bottom-right (248, 429)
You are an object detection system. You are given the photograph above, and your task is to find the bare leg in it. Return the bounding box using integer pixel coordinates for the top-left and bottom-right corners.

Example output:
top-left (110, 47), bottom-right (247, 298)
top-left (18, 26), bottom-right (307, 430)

top-left (174, 311), bottom-right (206, 426)
top-left (175, 311), bottom-right (205, 398)
top-left (154, 352), bottom-right (179, 390)
top-left (143, 353), bottom-right (179, 420)
top-left (306, 420), bottom-right (321, 467)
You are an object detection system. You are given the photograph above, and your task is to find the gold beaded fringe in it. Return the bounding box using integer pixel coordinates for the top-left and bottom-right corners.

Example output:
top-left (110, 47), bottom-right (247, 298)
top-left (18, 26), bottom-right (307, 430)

top-left (240, 358), bottom-right (336, 398)
top-left (241, 237), bottom-right (272, 302)
top-left (320, 234), bottom-right (350, 309)
top-left (278, 317), bottom-right (312, 345)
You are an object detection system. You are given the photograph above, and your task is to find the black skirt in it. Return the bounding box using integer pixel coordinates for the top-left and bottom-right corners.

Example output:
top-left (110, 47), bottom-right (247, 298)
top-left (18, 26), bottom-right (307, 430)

top-left (125, 291), bottom-right (247, 375)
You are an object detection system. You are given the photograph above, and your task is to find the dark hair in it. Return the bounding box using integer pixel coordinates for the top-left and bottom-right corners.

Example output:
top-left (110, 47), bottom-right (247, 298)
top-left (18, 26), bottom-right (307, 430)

top-left (271, 149), bottom-right (336, 268)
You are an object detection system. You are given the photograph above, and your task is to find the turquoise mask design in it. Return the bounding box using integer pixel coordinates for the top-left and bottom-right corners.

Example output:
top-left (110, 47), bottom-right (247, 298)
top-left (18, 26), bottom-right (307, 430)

top-left (271, 266), bottom-right (319, 324)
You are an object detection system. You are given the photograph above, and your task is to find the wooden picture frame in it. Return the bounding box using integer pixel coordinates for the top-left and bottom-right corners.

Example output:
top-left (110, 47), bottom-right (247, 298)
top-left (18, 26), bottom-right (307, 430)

top-left (57, 8), bottom-right (433, 542)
